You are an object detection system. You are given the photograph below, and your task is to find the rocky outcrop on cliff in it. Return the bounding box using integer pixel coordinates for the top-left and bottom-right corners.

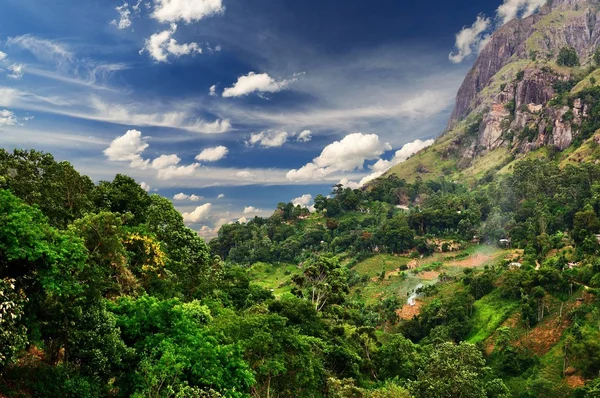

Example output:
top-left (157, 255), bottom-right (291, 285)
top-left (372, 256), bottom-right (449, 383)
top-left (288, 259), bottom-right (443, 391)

top-left (445, 0), bottom-right (600, 167)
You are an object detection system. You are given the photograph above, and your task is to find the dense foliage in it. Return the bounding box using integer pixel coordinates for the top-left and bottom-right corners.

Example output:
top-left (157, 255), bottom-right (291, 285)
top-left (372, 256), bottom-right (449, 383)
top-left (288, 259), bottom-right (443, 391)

top-left (2, 148), bottom-right (600, 397)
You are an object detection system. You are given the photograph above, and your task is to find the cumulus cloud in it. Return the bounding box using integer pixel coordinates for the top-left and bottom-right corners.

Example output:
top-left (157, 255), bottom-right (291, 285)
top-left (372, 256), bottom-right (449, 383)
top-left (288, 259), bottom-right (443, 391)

top-left (243, 206), bottom-right (262, 214)
top-left (156, 163), bottom-right (199, 179)
top-left (111, 2), bottom-right (133, 30)
top-left (0, 109), bottom-right (19, 128)
top-left (103, 129), bottom-right (150, 169)
top-left (370, 138), bottom-right (435, 172)
top-left (209, 84), bottom-right (217, 96)
top-left (198, 225), bottom-right (214, 238)
top-left (237, 216), bottom-right (248, 223)
top-left (151, 0), bottom-right (224, 23)
top-left (247, 131), bottom-right (288, 148)
top-left (449, 16), bottom-right (491, 63)
top-left (0, 51), bottom-right (6, 61)
top-left (173, 192), bottom-right (203, 201)
top-left (140, 182), bottom-right (151, 192)
top-left (292, 194), bottom-right (312, 207)
top-left (142, 24), bottom-right (201, 62)
top-left (182, 203), bottom-right (212, 223)
top-left (195, 145), bottom-right (228, 162)
top-left (222, 72), bottom-right (293, 98)
top-left (151, 154), bottom-right (181, 169)
top-left (286, 133), bottom-right (391, 181)
top-left (296, 130), bottom-right (312, 142)
top-left (104, 130), bottom-right (200, 178)
top-left (339, 172), bottom-right (384, 190)
top-left (7, 64), bottom-right (24, 79)
top-left (217, 193), bottom-right (225, 199)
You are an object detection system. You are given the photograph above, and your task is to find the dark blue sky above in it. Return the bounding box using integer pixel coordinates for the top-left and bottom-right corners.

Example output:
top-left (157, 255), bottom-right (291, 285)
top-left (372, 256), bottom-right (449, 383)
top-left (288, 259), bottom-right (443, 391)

top-left (0, 0), bottom-right (541, 237)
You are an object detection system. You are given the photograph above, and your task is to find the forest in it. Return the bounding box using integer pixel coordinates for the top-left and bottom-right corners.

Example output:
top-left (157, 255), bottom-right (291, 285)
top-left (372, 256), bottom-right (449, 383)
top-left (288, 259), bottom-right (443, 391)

top-left (2, 148), bottom-right (600, 397)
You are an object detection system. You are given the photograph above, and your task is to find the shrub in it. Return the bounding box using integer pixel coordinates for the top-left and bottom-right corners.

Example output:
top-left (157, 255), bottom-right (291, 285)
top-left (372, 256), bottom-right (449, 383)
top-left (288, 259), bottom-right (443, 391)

top-left (557, 47), bottom-right (580, 67)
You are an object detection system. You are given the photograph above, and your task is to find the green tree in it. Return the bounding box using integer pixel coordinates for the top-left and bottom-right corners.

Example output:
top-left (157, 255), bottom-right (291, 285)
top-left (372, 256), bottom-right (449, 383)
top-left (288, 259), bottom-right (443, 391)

top-left (93, 174), bottom-right (151, 225)
top-left (0, 149), bottom-right (94, 228)
top-left (409, 342), bottom-right (509, 398)
top-left (146, 195), bottom-right (212, 298)
top-left (111, 295), bottom-right (254, 397)
top-left (557, 47), bottom-right (580, 67)
top-left (292, 255), bottom-right (349, 311)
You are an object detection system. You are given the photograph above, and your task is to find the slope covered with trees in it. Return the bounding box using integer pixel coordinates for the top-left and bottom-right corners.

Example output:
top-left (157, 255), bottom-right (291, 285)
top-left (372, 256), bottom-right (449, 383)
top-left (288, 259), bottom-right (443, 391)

top-left (2, 148), bottom-right (600, 397)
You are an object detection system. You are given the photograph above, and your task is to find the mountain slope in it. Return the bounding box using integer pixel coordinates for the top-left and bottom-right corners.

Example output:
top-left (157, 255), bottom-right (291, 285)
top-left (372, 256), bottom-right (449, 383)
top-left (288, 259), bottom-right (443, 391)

top-left (387, 0), bottom-right (600, 183)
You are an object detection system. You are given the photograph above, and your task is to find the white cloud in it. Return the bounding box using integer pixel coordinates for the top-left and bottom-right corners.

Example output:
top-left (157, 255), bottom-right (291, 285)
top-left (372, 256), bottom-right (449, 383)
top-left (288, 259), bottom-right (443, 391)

top-left (182, 203), bottom-right (212, 223)
top-left (89, 97), bottom-right (230, 133)
top-left (7, 64), bottom-right (24, 79)
top-left (156, 163), bottom-right (199, 179)
top-left (111, 2), bottom-right (132, 30)
top-left (0, 109), bottom-right (18, 128)
top-left (174, 192), bottom-right (203, 201)
top-left (195, 145), bottom-right (228, 162)
top-left (198, 225), bottom-right (214, 238)
top-left (0, 51), bottom-right (6, 61)
top-left (497, 0), bottom-right (546, 25)
top-left (339, 172), bottom-right (384, 190)
top-left (7, 35), bottom-right (74, 66)
top-left (237, 216), bottom-right (248, 224)
top-left (209, 84), bottom-right (217, 96)
top-left (247, 131), bottom-right (288, 148)
top-left (370, 138), bottom-right (435, 172)
top-left (243, 206), bottom-right (262, 214)
top-left (217, 193), bottom-right (225, 199)
top-left (151, 154), bottom-right (181, 169)
top-left (103, 129), bottom-right (150, 169)
top-left (142, 24), bottom-right (202, 62)
top-left (140, 182), bottom-right (151, 192)
top-left (292, 194), bottom-right (312, 207)
top-left (152, 0), bottom-right (224, 23)
top-left (235, 171), bottom-right (256, 179)
top-left (222, 72), bottom-right (293, 98)
top-left (449, 0), bottom-right (546, 63)
top-left (286, 133), bottom-right (391, 181)
top-left (449, 15), bottom-right (491, 63)
top-left (296, 129), bottom-right (312, 142)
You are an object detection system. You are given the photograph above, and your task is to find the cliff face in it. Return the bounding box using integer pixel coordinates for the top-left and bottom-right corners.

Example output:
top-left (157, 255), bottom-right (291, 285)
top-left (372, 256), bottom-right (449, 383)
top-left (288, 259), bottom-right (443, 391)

top-left (445, 0), bottom-right (600, 166)
top-left (385, 0), bottom-right (600, 182)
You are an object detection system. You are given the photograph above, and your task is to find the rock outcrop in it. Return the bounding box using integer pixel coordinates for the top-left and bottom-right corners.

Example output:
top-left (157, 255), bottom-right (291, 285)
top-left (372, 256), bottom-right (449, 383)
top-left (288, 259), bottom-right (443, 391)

top-left (445, 0), bottom-right (600, 166)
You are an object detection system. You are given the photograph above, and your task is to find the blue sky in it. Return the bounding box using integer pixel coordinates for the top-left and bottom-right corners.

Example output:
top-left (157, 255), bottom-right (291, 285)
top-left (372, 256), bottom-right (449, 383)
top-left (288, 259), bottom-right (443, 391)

top-left (0, 0), bottom-right (546, 237)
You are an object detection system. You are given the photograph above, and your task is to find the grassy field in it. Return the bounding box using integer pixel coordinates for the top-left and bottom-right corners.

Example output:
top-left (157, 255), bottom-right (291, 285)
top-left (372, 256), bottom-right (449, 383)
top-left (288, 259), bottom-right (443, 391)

top-left (466, 289), bottom-right (519, 344)
top-left (351, 244), bottom-right (515, 305)
top-left (247, 262), bottom-right (300, 297)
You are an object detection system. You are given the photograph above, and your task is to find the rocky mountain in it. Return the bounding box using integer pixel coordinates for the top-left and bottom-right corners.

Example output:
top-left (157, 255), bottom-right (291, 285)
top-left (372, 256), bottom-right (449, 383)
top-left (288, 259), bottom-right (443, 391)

top-left (387, 0), bottom-right (600, 181)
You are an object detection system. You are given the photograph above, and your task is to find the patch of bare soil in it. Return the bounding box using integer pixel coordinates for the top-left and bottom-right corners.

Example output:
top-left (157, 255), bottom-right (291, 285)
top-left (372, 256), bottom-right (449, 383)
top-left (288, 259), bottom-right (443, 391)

top-left (450, 254), bottom-right (493, 268)
top-left (397, 300), bottom-right (423, 320)
top-left (419, 271), bottom-right (440, 280)
top-left (517, 302), bottom-right (580, 356)
top-left (565, 375), bottom-right (586, 388)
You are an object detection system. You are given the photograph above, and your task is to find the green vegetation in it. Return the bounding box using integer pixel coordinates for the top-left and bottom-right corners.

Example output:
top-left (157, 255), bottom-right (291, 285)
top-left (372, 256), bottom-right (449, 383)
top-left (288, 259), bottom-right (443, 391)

top-left (4, 145), bottom-right (600, 397)
top-left (557, 47), bottom-right (581, 67)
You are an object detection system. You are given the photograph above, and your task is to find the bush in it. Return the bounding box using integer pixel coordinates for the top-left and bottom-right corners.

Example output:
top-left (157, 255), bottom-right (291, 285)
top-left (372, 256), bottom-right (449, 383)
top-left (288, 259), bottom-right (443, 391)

top-left (557, 47), bottom-right (580, 67)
